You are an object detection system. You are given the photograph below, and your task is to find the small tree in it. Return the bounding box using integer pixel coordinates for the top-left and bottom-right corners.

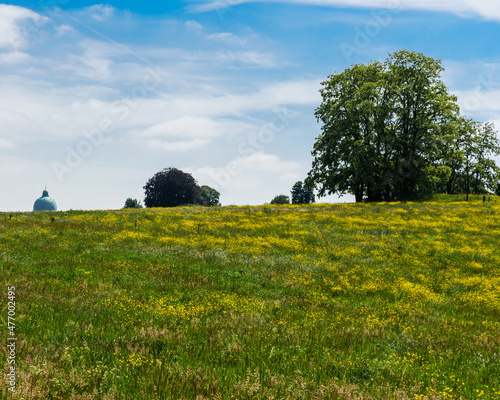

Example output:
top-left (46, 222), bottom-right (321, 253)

top-left (200, 185), bottom-right (221, 206)
top-left (143, 168), bottom-right (204, 208)
top-left (124, 198), bottom-right (143, 209)
top-left (270, 195), bottom-right (290, 205)
top-left (291, 181), bottom-right (315, 204)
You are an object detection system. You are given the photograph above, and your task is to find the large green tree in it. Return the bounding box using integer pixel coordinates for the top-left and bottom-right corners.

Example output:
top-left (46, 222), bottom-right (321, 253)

top-left (384, 51), bottom-right (460, 200)
top-left (307, 60), bottom-right (388, 202)
top-left (143, 168), bottom-right (204, 208)
top-left (307, 50), bottom-right (465, 202)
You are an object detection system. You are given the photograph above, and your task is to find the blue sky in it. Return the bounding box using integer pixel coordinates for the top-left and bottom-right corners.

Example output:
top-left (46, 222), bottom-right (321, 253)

top-left (1, 0), bottom-right (500, 210)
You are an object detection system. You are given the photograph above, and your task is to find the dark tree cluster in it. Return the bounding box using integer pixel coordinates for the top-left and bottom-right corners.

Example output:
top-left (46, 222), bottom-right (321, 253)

top-left (440, 120), bottom-right (500, 198)
top-left (143, 168), bottom-right (220, 208)
top-left (270, 194), bottom-right (290, 205)
top-left (291, 181), bottom-right (315, 204)
top-left (307, 50), bottom-right (500, 202)
top-left (269, 181), bottom-right (316, 205)
top-left (123, 198), bottom-right (143, 209)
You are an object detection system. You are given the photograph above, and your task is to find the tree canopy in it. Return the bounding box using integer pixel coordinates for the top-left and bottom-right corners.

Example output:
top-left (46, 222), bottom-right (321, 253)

top-left (306, 50), bottom-right (500, 202)
top-left (123, 198), bottom-right (143, 209)
top-left (143, 168), bottom-right (204, 208)
top-left (200, 185), bottom-right (221, 207)
top-left (270, 195), bottom-right (290, 205)
top-left (440, 118), bottom-right (500, 197)
top-left (291, 181), bottom-right (315, 204)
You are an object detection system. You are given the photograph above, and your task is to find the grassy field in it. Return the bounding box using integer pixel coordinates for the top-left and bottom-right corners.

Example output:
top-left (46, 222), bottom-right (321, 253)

top-left (1, 195), bottom-right (499, 399)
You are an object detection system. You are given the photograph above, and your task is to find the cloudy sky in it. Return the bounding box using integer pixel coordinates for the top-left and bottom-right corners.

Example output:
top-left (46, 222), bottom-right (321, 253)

top-left (1, 0), bottom-right (499, 211)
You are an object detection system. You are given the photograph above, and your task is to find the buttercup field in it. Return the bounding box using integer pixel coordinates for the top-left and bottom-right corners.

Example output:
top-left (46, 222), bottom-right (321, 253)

top-left (1, 196), bottom-right (499, 399)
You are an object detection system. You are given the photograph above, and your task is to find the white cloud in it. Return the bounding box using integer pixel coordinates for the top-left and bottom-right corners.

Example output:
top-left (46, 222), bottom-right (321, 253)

top-left (442, 60), bottom-right (500, 89)
top-left (442, 59), bottom-right (500, 122)
top-left (190, 152), bottom-right (304, 205)
top-left (0, 51), bottom-right (31, 64)
top-left (144, 138), bottom-right (211, 152)
top-left (222, 50), bottom-right (275, 66)
top-left (455, 88), bottom-right (500, 117)
top-left (0, 138), bottom-right (16, 149)
top-left (85, 5), bottom-right (115, 22)
top-left (259, 80), bottom-right (321, 106)
top-left (156, 79), bottom-right (319, 120)
top-left (0, 108), bottom-right (48, 145)
top-left (184, 20), bottom-right (203, 30)
top-left (193, 0), bottom-right (500, 21)
top-left (165, 48), bottom-right (277, 67)
top-left (139, 116), bottom-right (217, 138)
top-left (137, 116), bottom-right (253, 140)
top-left (0, 4), bottom-right (48, 50)
top-left (238, 151), bottom-right (301, 172)
top-left (56, 24), bottom-right (76, 36)
top-left (0, 83), bottom-right (119, 143)
top-left (207, 32), bottom-right (248, 45)
top-left (55, 39), bottom-right (139, 82)
top-left (0, 72), bottom-right (314, 148)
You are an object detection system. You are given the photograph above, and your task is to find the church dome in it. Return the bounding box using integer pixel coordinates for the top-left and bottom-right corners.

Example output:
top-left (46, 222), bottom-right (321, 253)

top-left (33, 189), bottom-right (57, 211)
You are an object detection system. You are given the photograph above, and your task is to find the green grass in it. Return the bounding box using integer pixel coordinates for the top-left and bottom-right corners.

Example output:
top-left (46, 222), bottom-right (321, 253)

top-left (0, 195), bottom-right (499, 399)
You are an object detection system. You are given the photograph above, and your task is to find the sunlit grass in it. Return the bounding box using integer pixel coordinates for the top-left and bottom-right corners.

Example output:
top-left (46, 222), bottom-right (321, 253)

top-left (0, 194), bottom-right (499, 399)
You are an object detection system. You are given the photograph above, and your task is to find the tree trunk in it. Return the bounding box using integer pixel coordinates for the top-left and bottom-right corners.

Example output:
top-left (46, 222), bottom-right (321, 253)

top-left (446, 173), bottom-right (454, 195)
top-left (355, 184), bottom-right (364, 203)
top-left (466, 161), bottom-right (470, 201)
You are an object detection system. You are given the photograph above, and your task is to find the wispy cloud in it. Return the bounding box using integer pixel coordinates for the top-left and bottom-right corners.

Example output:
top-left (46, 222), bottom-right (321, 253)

top-left (192, 0), bottom-right (500, 21)
top-left (455, 88), bottom-right (500, 117)
top-left (143, 138), bottom-right (211, 152)
top-left (442, 59), bottom-right (500, 120)
top-left (136, 116), bottom-right (254, 140)
top-left (0, 50), bottom-right (31, 64)
top-left (207, 32), bottom-right (249, 45)
top-left (0, 138), bottom-right (16, 149)
top-left (56, 24), bottom-right (77, 36)
top-left (83, 5), bottom-right (115, 22)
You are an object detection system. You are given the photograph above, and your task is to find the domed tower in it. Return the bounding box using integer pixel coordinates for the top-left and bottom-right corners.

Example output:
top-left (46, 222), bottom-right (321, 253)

top-left (33, 188), bottom-right (57, 211)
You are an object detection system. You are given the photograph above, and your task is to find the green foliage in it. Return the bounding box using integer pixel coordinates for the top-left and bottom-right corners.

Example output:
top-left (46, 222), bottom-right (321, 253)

top-left (440, 118), bottom-right (500, 196)
top-left (307, 50), bottom-right (499, 202)
top-left (291, 181), bottom-right (315, 204)
top-left (200, 185), bottom-right (221, 206)
top-left (123, 198), bottom-right (143, 209)
top-left (270, 194), bottom-right (290, 204)
top-left (466, 121), bottom-right (500, 195)
top-left (143, 167), bottom-right (204, 208)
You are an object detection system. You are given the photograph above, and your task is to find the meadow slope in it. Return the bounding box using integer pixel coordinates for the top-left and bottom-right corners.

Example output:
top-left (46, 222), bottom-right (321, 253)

top-left (0, 196), bottom-right (499, 399)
